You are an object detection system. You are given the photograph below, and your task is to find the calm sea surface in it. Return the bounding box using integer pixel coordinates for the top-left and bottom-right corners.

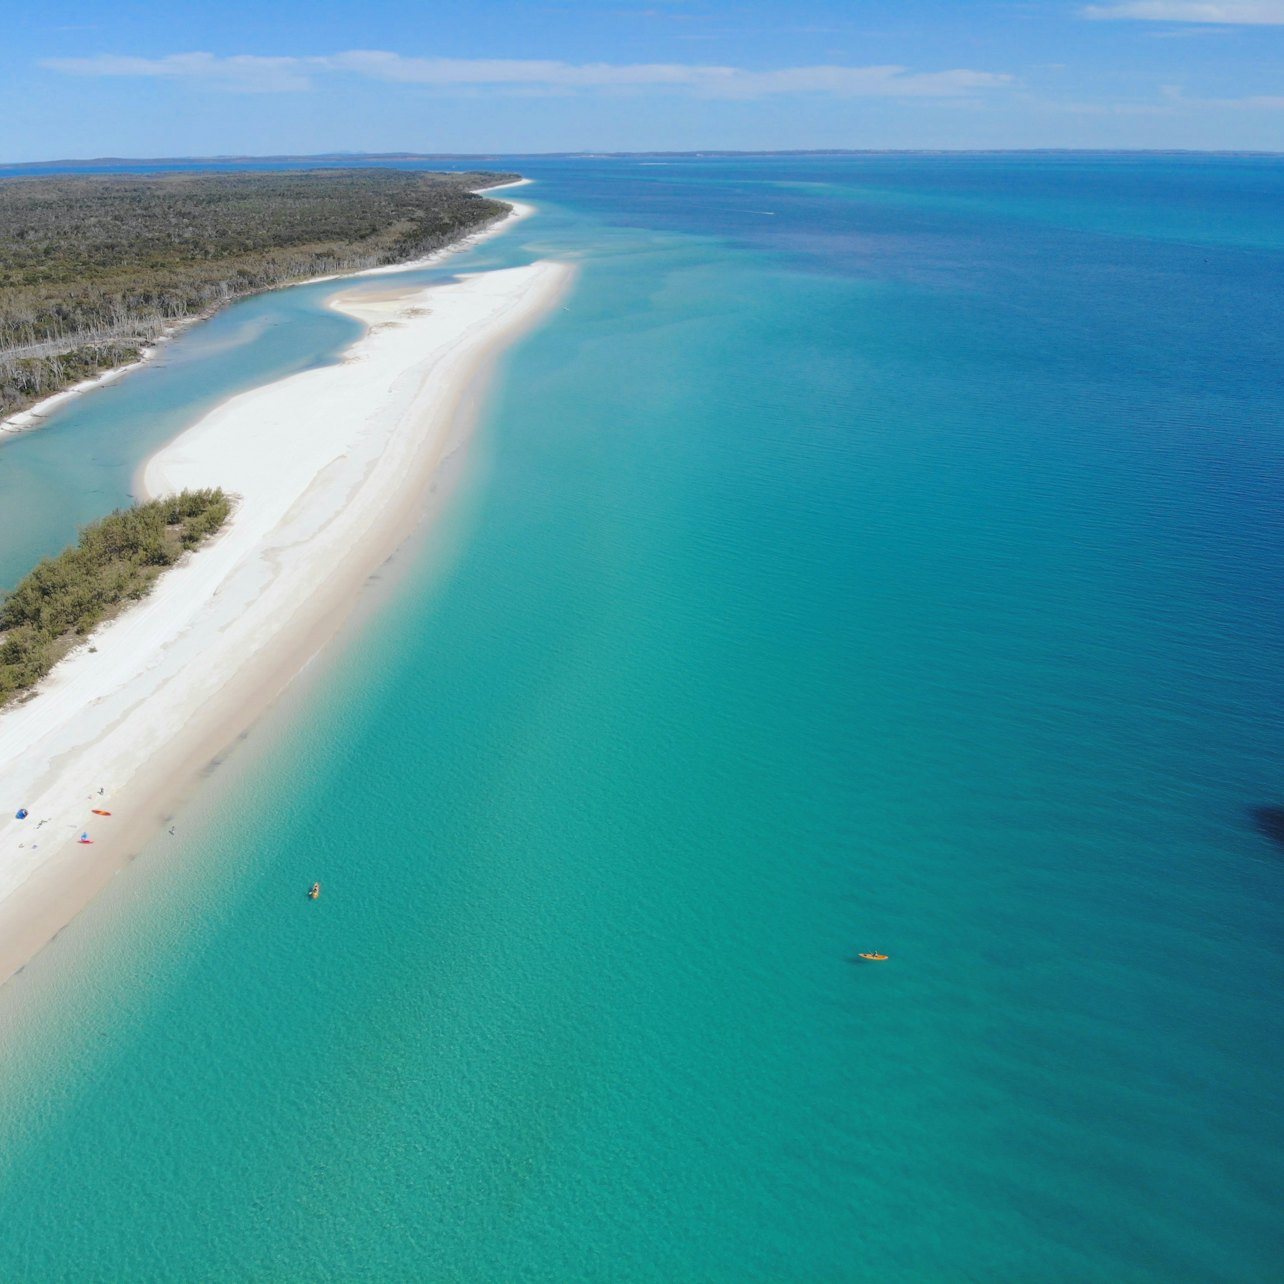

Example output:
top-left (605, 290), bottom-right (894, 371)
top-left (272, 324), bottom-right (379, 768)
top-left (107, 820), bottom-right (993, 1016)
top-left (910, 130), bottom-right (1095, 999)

top-left (0, 155), bottom-right (1282, 1281)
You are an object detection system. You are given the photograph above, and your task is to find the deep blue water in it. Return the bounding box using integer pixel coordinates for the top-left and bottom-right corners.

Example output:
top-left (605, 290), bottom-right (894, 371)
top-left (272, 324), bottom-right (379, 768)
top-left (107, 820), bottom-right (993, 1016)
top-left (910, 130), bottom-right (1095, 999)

top-left (0, 155), bottom-right (1282, 1281)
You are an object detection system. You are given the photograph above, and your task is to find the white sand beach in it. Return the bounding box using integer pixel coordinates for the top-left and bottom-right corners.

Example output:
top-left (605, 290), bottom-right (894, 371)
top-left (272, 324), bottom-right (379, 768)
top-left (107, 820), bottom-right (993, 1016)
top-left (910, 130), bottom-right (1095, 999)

top-left (0, 251), bottom-right (572, 984)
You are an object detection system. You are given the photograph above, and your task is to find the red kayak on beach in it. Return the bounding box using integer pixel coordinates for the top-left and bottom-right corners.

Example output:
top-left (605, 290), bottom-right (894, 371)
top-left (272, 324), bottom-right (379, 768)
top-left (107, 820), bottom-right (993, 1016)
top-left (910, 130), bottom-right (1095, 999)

top-left (91, 809), bottom-right (112, 816)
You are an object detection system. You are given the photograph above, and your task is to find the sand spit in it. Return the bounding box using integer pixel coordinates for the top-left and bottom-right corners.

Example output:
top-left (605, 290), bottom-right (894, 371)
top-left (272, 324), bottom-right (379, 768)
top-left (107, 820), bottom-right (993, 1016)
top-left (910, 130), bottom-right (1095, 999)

top-left (0, 254), bottom-right (572, 985)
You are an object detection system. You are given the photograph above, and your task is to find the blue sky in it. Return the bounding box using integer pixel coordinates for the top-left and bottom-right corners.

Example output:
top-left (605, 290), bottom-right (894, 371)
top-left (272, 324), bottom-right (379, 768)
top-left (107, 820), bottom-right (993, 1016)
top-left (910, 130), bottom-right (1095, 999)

top-left (3, 1), bottom-right (1282, 160)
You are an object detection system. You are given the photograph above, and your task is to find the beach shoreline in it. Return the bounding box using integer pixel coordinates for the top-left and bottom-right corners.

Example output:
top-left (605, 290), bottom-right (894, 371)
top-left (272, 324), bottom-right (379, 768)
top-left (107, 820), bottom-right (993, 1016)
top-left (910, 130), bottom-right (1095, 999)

top-left (0, 248), bottom-right (572, 988)
top-left (0, 347), bottom-right (162, 437)
top-left (0, 182), bottom-right (534, 440)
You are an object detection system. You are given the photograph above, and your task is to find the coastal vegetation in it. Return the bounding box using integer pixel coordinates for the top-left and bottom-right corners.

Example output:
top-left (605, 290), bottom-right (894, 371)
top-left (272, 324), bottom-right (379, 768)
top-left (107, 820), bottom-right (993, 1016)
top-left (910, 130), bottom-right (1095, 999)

top-left (0, 169), bottom-right (518, 419)
top-left (0, 489), bottom-right (231, 705)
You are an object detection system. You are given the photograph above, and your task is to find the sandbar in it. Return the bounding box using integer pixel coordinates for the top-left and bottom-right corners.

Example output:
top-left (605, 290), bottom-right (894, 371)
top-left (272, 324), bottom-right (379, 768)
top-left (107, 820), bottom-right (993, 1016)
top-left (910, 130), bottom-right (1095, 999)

top-left (0, 247), bottom-right (572, 986)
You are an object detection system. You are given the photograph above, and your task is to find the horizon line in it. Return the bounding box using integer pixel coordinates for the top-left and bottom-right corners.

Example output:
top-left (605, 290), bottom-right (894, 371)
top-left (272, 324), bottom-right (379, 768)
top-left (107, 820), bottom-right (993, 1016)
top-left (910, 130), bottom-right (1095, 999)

top-left (3, 147), bottom-right (1284, 170)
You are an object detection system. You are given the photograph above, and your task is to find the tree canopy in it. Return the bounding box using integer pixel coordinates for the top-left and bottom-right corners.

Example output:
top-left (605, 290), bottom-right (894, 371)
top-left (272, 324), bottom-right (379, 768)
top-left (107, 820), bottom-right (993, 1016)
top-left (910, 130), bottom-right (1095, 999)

top-left (0, 168), bottom-right (519, 418)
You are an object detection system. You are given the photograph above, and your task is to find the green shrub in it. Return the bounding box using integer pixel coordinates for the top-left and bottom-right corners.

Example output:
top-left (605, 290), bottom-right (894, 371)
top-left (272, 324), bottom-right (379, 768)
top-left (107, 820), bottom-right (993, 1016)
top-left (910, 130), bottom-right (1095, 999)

top-left (0, 489), bottom-right (233, 706)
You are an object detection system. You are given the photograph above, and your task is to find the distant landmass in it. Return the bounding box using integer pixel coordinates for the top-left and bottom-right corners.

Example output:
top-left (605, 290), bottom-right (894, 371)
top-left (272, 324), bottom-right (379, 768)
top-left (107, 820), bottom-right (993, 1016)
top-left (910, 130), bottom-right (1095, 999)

top-left (2, 147), bottom-right (1277, 172)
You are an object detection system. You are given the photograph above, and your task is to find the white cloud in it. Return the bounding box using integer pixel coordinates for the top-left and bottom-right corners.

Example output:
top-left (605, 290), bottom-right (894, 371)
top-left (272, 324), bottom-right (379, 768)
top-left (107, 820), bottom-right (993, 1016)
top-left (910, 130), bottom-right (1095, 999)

top-left (1081, 1), bottom-right (1284, 22)
top-left (1126, 82), bottom-right (1284, 108)
top-left (41, 52), bottom-right (314, 92)
top-left (41, 51), bottom-right (1013, 99)
top-left (1183, 89), bottom-right (1284, 105)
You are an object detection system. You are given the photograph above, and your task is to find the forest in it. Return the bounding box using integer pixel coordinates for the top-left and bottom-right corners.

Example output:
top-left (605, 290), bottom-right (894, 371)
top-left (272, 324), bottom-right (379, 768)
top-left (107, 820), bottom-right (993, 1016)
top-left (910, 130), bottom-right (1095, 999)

top-left (0, 490), bottom-right (232, 705)
top-left (0, 168), bottom-right (518, 418)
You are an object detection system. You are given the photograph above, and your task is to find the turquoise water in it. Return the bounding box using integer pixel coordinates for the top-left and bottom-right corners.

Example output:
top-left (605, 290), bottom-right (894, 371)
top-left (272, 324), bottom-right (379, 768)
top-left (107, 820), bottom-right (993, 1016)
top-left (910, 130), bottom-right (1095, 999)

top-left (1, 156), bottom-right (1283, 1280)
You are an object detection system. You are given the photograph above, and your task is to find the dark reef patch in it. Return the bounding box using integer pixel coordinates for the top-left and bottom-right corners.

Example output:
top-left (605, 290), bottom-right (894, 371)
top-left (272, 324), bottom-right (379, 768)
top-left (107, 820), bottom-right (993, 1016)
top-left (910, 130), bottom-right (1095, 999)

top-left (1249, 805), bottom-right (1284, 852)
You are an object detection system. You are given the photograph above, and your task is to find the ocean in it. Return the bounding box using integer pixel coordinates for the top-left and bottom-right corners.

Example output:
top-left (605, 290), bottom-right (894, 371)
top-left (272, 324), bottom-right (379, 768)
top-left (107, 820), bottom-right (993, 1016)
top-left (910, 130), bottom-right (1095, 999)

top-left (0, 154), bottom-right (1282, 1281)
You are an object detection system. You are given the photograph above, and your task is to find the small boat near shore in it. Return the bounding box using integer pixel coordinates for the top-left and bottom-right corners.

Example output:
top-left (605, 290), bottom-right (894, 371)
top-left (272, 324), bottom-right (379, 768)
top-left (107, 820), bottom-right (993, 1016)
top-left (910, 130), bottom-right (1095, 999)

top-left (308, 882), bottom-right (321, 900)
top-left (858, 953), bottom-right (889, 961)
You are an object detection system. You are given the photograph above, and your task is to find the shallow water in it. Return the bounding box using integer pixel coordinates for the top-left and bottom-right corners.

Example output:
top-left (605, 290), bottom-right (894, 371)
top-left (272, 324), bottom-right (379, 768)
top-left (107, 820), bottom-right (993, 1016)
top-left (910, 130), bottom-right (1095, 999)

top-left (1, 155), bottom-right (1282, 1281)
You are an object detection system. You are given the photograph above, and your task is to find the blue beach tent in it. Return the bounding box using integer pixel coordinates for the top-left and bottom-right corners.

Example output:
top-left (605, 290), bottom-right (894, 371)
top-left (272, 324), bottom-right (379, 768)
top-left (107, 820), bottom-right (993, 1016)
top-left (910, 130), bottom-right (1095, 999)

top-left (15, 808), bottom-right (27, 820)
